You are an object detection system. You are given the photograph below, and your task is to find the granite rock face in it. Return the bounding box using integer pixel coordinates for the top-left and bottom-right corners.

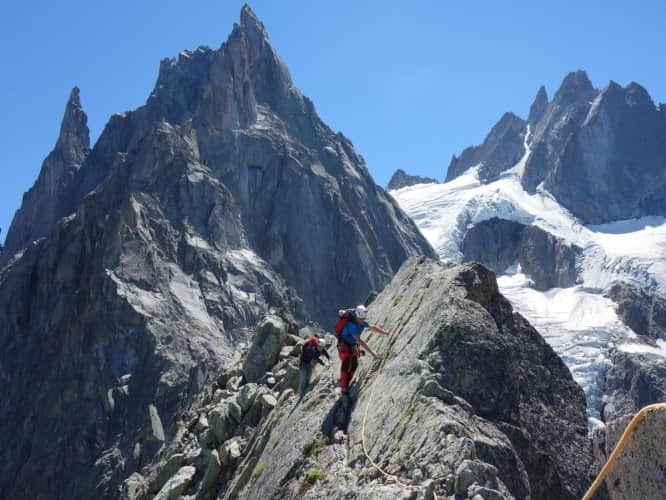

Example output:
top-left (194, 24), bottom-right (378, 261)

top-left (461, 218), bottom-right (580, 290)
top-left (527, 86), bottom-right (549, 126)
top-left (0, 6), bottom-right (434, 499)
top-left (607, 281), bottom-right (666, 340)
top-left (446, 112), bottom-right (526, 183)
top-left (445, 70), bottom-right (666, 224)
top-left (387, 168), bottom-right (438, 191)
top-left (543, 80), bottom-right (666, 223)
top-left (602, 283), bottom-right (666, 424)
top-left (461, 218), bottom-right (525, 273)
top-left (517, 225), bottom-right (580, 290)
top-left (2, 87), bottom-right (90, 259)
top-left (127, 258), bottom-right (593, 500)
top-left (0, 121), bottom-right (294, 499)
top-left (521, 71), bottom-right (598, 195)
top-left (2, 6), bottom-right (435, 324)
top-left (601, 350), bottom-right (666, 422)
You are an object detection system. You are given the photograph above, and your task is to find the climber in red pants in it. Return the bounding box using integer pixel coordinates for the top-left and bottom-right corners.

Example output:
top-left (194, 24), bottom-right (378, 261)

top-left (335, 305), bottom-right (388, 394)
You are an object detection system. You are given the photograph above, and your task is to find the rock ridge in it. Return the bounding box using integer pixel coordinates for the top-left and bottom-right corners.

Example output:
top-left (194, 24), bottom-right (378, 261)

top-left (120, 257), bottom-right (594, 500)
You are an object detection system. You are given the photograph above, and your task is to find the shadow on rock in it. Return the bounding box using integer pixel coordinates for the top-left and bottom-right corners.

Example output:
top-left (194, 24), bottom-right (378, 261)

top-left (321, 394), bottom-right (355, 438)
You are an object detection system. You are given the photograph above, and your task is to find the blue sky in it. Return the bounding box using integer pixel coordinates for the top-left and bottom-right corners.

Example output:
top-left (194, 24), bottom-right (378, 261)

top-left (1, 0), bottom-right (665, 243)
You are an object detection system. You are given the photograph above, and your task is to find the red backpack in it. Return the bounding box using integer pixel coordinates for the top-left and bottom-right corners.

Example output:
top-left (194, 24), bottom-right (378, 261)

top-left (333, 309), bottom-right (356, 341)
top-left (304, 336), bottom-right (319, 350)
top-left (298, 336), bottom-right (319, 358)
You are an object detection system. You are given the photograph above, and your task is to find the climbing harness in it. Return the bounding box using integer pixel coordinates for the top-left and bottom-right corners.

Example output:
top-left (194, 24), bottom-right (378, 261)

top-left (583, 402), bottom-right (666, 500)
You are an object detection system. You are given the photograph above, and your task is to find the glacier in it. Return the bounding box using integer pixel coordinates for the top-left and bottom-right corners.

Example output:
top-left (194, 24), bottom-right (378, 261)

top-left (391, 161), bottom-right (666, 427)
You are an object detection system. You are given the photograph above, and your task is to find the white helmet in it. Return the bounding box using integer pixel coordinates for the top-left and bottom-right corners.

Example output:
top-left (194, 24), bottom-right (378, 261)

top-left (355, 305), bottom-right (368, 319)
top-left (317, 338), bottom-right (327, 348)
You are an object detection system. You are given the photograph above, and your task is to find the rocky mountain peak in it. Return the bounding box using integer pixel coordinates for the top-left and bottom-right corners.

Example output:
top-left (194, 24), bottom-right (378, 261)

top-left (587, 80), bottom-right (653, 117)
top-left (146, 5), bottom-right (295, 132)
top-left (445, 111), bottom-right (526, 183)
top-left (55, 86), bottom-right (90, 165)
top-left (625, 81), bottom-right (655, 108)
top-left (386, 168), bottom-right (438, 190)
top-left (495, 111), bottom-right (524, 129)
top-left (528, 85), bottom-right (549, 125)
top-left (554, 70), bottom-right (597, 105)
top-left (233, 6), bottom-right (294, 114)
top-left (240, 3), bottom-right (265, 34)
top-left (1, 87), bottom-right (91, 259)
top-left (444, 69), bottom-right (666, 223)
top-left (546, 76), bottom-right (666, 222)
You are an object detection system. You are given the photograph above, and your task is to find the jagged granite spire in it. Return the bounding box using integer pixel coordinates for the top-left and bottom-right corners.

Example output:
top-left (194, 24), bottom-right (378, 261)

top-left (446, 111), bottom-right (526, 183)
top-left (55, 86), bottom-right (90, 163)
top-left (445, 69), bottom-right (666, 223)
top-left (545, 78), bottom-right (666, 222)
top-left (2, 87), bottom-right (90, 260)
top-left (521, 70), bottom-right (598, 193)
top-left (527, 85), bottom-right (549, 126)
top-left (552, 70), bottom-right (596, 106)
top-left (240, 3), bottom-right (265, 32)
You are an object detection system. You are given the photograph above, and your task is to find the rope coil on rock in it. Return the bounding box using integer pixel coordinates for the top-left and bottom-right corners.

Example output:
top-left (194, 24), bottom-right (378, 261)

top-left (583, 402), bottom-right (666, 500)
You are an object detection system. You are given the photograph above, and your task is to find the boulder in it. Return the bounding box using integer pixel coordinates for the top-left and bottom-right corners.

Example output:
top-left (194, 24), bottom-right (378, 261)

top-left (149, 453), bottom-right (185, 493)
top-left (199, 449), bottom-right (222, 494)
top-left (209, 403), bottom-right (235, 443)
top-left (242, 315), bottom-right (288, 382)
top-left (236, 383), bottom-right (259, 413)
top-left (119, 472), bottom-right (147, 500)
top-left (454, 459), bottom-right (500, 496)
top-left (153, 465), bottom-right (196, 500)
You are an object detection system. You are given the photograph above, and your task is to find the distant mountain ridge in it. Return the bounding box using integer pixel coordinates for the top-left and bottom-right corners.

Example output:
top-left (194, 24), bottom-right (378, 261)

top-left (445, 71), bottom-right (666, 224)
top-left (386, 168), bottom-right (438, 190)
top-left (391, 70), bottom-right (666, 471)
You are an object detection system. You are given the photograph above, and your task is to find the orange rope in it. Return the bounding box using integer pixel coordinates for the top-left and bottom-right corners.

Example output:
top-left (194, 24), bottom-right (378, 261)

top-left (583, 402), bottom-right (666, 500)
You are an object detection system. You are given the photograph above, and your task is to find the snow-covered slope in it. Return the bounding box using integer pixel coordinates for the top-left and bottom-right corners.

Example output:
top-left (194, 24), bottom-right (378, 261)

top-left (391, 158), bottom-right (666, 426)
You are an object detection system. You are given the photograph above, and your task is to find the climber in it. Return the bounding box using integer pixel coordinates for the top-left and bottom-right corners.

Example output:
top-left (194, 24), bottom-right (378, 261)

top-left (298, 336), bottom-right (331, 397)
top-left (337, 305), bottom-right (389, 395)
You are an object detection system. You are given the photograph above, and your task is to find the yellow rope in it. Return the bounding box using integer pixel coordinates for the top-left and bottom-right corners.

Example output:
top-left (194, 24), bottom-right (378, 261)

top-left (359, 357), bottom-right (439, 500)
top-left (583, 402), bottom-right (666, 500)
